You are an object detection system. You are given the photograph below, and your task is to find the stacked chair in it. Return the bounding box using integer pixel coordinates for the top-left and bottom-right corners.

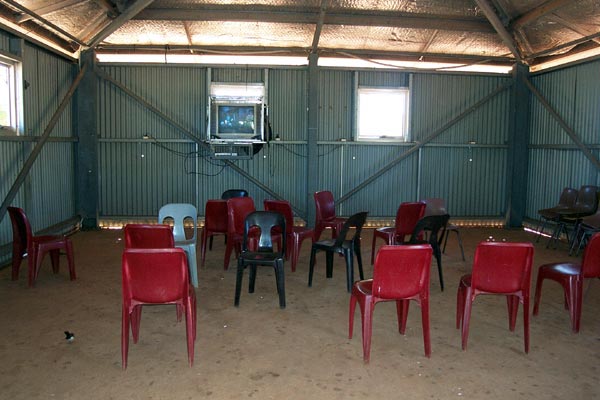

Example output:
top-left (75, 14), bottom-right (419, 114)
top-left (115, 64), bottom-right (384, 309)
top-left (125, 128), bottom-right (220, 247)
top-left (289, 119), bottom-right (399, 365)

top-left (121, 224), bottom-right (196, 368)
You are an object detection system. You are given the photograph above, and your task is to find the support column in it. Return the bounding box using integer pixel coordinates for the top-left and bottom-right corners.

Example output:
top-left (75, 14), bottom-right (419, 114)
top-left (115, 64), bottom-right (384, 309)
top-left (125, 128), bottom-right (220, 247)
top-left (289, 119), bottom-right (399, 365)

top-left (505, 63), bottom-right (530, 228)
top-left (76, 50), bottom-right (99, 230)
top-left (306, 52), bottom-right (319, 228)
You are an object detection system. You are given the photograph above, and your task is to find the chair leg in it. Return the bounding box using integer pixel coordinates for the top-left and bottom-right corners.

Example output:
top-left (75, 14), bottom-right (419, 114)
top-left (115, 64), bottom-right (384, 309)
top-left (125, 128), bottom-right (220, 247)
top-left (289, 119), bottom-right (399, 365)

top-left (28, 247), bottom-right (38, 287)
top-left (50, 249), bottom-right (60, 274)
top-left (532, 273), bottom-right (544, 316)
top-left (349, 293), bottom-right (357, 339)
top-left (344, 249), bottom-right (354, 293)
top-left (432, 245), bottom-right (444, 291)
top-left (362, 301), bottom-right (374, 363)
top-left (370, 234), bottom-right (377, 265)
top-left (461, 288), bottom-right (474, 351)
top-left (65, 239), bottom-right (76, 281)
top-left (185, 301), bottom-right (195, 367)
top-left (249, 265), bottom-right (257, 293)
top-left (397, 299), bottom-right (410, 334)
top-left (507, 295), bottom-right (519, 331)
top-left (121, 305), bottom-right (130, 369)
top-left (568, 276), bottom-right (583, 333)
top-left (275, 260), bottom-right (286, 309)
top-left (456, 282), bottom-right (465, 329)
top-left (131, 305), bottom-right (142, 343)
top-left (185, 245), bottom-right (198, 288)
top-left (325, 251), bottom-right (334, 279)
top-left (308, 248), bottom-right (317, 287)
top-left (11, 244), bottom-right (23, 281)
top-left (354, 241), bottom-right (364, 281)
top-left (223, 234), bottom-right (235, 270)
top-left (523, 296), bottom-right (530, 353)
top-left (200, 230), bottom-right (208, 266)
top-left (234, 259), bottom-right (244, 306)
top-left (420, 296), bottom-right (431, 357)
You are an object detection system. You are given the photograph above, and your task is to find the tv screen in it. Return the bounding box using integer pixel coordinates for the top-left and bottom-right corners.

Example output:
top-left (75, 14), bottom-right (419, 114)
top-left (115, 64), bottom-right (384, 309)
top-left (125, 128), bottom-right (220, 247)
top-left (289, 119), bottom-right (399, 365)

top-left (217, 105), bottom-right (255, 135)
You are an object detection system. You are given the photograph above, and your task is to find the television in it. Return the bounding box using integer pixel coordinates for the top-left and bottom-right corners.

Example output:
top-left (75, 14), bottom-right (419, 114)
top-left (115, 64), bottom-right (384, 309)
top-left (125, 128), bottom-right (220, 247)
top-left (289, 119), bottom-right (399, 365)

top-left (209, 100), bottom-right (264, 142)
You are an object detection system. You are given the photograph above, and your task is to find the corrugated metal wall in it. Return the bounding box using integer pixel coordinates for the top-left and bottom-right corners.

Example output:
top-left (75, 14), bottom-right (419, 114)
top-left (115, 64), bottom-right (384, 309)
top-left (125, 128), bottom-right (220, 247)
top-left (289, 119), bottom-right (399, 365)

top-left (96, 64), bottom-right (515, 220)
top-left (0, 36), bottom-right (77, 265)
top-left (527, 59), bottom-right (600, 219)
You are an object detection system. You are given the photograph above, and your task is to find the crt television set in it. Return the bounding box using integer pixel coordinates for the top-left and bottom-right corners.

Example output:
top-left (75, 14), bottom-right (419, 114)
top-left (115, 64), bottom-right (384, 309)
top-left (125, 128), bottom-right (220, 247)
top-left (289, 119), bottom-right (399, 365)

top-left (208, 99), bottom-right (264, 142)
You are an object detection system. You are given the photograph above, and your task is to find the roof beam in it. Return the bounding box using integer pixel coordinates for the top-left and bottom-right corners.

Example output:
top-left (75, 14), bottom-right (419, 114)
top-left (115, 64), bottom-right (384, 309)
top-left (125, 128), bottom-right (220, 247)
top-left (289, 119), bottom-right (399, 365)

top-left (135, 8), bottom-right (495, 33)
top-left (550, 14), bottom-right (600, 46)
top-left (474, 0), bottom-right (522, 62)
top-left (15, 0), bottom-right (81, 23)
top-left (311, 0), bottom-right (329, 53)
top-left (2, 0), bottom-right (85, 48)
top-left (88, 0), bottom-right (155, 48)
top-left (511, 0), bottom-right (571, 30)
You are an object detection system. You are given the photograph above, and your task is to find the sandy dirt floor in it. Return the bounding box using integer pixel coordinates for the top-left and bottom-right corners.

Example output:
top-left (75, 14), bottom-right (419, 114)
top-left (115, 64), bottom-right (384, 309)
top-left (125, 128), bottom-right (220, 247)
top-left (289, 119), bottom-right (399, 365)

top-left (0, 226), bottom-right (599, 400)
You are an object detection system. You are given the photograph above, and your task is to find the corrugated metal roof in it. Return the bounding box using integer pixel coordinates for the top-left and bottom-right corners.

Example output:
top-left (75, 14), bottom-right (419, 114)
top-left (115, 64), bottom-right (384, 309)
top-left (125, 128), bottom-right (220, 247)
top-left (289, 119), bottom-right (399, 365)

top-left (1, 0), bottom-right (599, 69)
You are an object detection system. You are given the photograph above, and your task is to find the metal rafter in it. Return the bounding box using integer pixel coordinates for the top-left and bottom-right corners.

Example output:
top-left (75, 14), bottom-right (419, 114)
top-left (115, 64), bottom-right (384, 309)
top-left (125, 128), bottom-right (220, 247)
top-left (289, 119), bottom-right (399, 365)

top-left (88, 0), bottom-right (155, 48)
top-left (15, 0), bottom-right (81, 23)
top-left (475, 0), bottom-right (522, 62)
top-left (2, 0), bottom-right (85, 47)
top-left (311, 0), bottom-right (329, 53)
top-left (135, 7), bottom-right (495, 33)
top-left (511, 0), bottom-right (571, 30)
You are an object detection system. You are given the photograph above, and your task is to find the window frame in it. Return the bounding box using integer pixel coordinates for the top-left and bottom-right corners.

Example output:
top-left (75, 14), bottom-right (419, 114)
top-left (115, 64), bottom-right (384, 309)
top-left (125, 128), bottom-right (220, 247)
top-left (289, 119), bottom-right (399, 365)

top-left (355, 86), bottom-right (410, 142)
top-left (0, 52), bottom-right (23, 136)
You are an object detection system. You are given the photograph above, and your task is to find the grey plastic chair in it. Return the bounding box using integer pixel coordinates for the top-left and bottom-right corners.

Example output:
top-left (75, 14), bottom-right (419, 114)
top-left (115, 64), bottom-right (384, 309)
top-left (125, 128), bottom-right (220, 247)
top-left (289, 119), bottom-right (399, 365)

top-left (158, 203), bottom-right (199, 287)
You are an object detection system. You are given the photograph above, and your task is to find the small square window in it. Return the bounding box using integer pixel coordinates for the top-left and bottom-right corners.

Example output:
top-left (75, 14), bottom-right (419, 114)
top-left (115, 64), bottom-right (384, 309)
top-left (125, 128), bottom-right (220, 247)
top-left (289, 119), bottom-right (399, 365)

top-left (356, 87), bottom-right (410, 141)
top-left (0, 54), bottom-right (22, 135)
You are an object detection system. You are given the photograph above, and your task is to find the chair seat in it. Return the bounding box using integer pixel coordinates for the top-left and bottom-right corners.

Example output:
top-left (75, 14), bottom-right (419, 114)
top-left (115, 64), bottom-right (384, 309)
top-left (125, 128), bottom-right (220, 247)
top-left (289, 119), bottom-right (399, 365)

top-left (538, 262), bottom-right (582, 277)
top-left (353, 279), bottom-right (373, 295)
top-left (240, 251), bottom-right (285, 263)
top-left (312, 239), bottom-right (353, 251)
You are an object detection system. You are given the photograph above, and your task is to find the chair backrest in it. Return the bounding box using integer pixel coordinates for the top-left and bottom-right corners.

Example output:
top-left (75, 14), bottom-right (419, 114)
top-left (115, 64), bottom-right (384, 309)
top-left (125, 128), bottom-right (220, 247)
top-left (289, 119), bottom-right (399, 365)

top-left (581, 232), bottom-right (600, 278)
top-left (158, 203), bottom-right (198, 241)
top-left (421, 198), bottom-right (448, 217)
top-left (264, 199), bottom-right (294, 234)
top-left (227, 197), bottom-right (256, 235)
top-left (557, 187), bottom-right (578, 208)
top-left (221, 189), bottom-right (249, 200)
top-left (124, 224), bottom-right (175, 249)
top-left (204, 200), bottom-right (228, 231)
top-left (372, 245), bottom-right (433, 299)
top-left (471, 242), bottom-right (534, 294)
top-left (409, 214), bottom-right (450, 245)
top-left (243, 211), bottom-right (286, 255)
top-left (333, 211), bottom-right (368, 247)
top-left (122, 248), bottom-right (188, 303)
top-left (314, 191), bottom-right (337, 222)
top-left (7, 206), bottom-right (32, 250)
top-left (574, 185), bottom-right (598, 213)
top-left (394, 202), bottom-right (426, 236)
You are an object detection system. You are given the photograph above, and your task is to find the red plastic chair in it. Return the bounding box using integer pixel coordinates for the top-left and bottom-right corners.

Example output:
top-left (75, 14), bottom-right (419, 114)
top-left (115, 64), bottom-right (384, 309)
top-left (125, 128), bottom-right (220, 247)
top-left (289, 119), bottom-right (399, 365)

top-left (264, 199), bottom-right (313, 272)
top-left (200, 200), bottom-right (228, 266)
top-left (7, 206), bottom-right (76, 287)
top-left (349, 245), bottom-right (433, 362)
top-left (224, 197), bottom-right (256, 270)
top-left (456, 241), bottom-right (534, 353)
top-left (370, 201), bottom-right (426, 264)
top-left (124, 224), bottom-right (175, 248)
top-left (533, 232), bottom-right (600, 333)
top-left (313, 191), bottom-right (346, 242)
top-left (121, 248), bottom-right (196, 369)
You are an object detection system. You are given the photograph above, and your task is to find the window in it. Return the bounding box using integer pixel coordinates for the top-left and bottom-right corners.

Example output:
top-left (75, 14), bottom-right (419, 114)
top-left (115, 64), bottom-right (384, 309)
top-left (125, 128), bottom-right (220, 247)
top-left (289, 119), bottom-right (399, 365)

top-left (0, 54), bottom-right (22, 135)
top-left (356, 87), bottom-right (409, 141)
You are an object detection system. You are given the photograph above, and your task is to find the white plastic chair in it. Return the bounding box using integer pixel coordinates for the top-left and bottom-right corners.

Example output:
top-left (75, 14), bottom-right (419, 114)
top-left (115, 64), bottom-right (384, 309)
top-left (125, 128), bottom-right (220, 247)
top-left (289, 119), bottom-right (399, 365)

top-left (158, 203), bottom-right (199, 287)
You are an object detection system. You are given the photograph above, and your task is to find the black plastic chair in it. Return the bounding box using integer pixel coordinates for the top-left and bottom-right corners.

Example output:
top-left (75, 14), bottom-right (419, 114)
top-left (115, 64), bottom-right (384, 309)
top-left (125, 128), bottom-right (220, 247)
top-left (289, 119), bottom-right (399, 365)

top-left (549, 185), bottom-right (598, 249)
top-left (308, 211), bottom-right (368, 292)
top-left (221, 189), bottom-right (249, 200)
top-left (535, 187), bottom-right (578, 243)
top-left (406, 214), bottom-right (450, 291)
top-left (235, 211), bottom-right (287, 308)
